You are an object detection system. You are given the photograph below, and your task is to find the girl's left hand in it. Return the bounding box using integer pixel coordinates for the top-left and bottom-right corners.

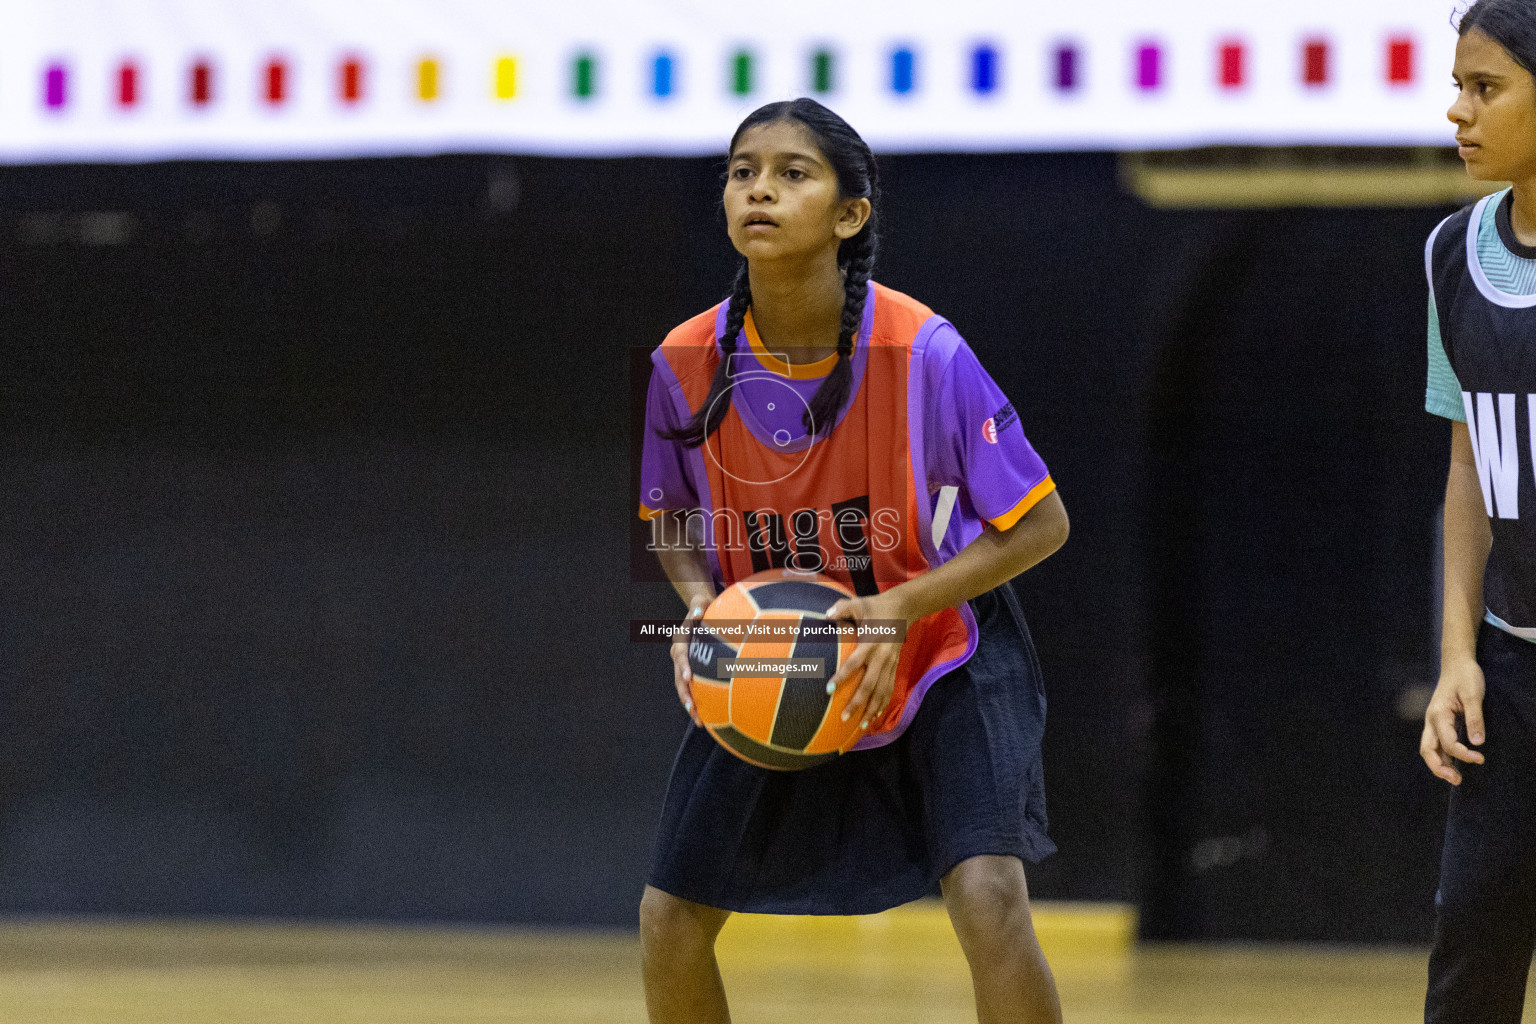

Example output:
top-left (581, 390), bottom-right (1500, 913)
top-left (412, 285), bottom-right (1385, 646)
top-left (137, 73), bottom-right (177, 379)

top-left (824, 592), bottom-right (910, 735)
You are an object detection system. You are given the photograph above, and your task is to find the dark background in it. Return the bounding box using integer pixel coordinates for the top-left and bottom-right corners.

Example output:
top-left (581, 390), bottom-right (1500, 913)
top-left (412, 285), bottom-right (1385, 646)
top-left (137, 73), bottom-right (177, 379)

top-left (0, 153), bottom-right (1454, 940)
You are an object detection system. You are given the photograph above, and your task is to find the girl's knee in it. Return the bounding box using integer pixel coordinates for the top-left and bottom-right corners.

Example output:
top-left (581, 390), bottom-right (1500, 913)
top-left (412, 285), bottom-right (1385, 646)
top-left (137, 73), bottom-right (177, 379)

top-left (946, 856), bottom-right (1030, 910)
top-left (943, 856), bottom-right (1034, 941)
top-left (639, 886), bottom-right (729, 955)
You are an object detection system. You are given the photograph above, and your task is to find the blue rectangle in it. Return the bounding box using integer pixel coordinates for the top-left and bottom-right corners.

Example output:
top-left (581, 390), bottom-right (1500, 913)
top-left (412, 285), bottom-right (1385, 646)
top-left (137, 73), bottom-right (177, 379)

top-left (971, 45), bottom-right (998, 94)
top-left (891, 48), bottom-right (915, 94)
top-left (653, 53), bottom-right (674, 97)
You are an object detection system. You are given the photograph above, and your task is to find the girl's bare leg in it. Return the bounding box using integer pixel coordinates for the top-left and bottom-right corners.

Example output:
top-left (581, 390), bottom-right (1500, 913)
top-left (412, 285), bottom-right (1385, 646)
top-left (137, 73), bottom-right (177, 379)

top-left (640, 884), bottom-right (733, 1023)
top-left (942, 855), bottom-right (1063, 1024)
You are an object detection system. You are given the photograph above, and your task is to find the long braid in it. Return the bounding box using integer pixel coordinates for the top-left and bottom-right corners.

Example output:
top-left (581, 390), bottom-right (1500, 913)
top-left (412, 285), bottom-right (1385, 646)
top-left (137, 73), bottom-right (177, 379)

top-left (658, 263), bottom-right (753, 448)
top-left (802, 211), bottom-right (877, 438)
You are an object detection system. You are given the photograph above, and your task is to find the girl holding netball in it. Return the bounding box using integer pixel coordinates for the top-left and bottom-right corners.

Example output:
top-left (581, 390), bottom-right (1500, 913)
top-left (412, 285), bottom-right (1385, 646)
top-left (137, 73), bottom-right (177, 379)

top-left (637, 98), bottom-right (1069, 1023)
top-left (1423, 1), bottom-right (1536, 1019)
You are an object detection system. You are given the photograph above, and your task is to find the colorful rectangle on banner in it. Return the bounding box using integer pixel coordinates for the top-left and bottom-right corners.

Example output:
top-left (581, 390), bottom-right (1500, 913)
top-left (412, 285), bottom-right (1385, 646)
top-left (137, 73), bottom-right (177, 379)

top-left (892, 48), bottom-right (915, 94)
top-left (652, 52), bottom-right (674, 97)
top-left (44, 63), bottom-right (67, 109)
top-left (265, 58), bottom-right (287, 105)
top-left (1220, 41), bottom-right (1245, 88)
top-left (573, 53), bottom-right (596, 98)
top-left (812, 49), bottom-right (835, 94)
top-left (1137, 44), bottom-right (1162, 91)
top-left (118, 61), bottom-right (140, 108)
top-left (1303, 39), bottom-right (1330, 86)
top-left (190, 60), bottom-right (213, 106)
top-left (1388, 37), bottom-right (1414, 84)
top-left (340, 57), bottom-right (364, 104)
top-left (972, 45), bottom-right (998, 95)
top-left (496, 56), bottom-right (518, 100)
top-left (1055, 44), bottom-right (1080, 92)
top-left (731, 50), bottom-right (753, 96)
top-left (418, 58), bottom-right (440, 101)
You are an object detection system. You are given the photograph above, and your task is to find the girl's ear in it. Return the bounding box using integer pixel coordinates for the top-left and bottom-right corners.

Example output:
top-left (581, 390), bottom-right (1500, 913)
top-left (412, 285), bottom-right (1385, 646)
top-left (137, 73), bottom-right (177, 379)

top-left (835, 197), bottom-right (872, 241)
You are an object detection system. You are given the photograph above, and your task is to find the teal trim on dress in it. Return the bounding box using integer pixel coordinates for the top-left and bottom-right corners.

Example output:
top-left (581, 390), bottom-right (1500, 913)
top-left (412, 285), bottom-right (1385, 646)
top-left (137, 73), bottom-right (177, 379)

top-left (1478, 187), bottom-right (1536, 295)
top-left (1426, 291), bottom-right (1466, 421)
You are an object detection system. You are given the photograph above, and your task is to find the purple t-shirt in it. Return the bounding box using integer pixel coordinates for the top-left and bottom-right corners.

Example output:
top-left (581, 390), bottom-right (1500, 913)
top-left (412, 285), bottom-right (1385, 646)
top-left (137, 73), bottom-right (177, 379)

top-left (639, 311), bottom-right (1053, 574)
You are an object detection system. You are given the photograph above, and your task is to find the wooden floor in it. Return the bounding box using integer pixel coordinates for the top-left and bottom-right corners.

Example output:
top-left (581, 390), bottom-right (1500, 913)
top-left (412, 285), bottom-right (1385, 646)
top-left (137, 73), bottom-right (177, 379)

top-left (0, 903), bottom-right (1516, 1023)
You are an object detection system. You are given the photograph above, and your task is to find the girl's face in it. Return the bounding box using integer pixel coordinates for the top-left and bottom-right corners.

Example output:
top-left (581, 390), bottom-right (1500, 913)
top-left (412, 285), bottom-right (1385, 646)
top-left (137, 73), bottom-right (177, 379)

top-left (723, 120), bottom-right (870, 264)
top-left (1449, 27), bottom-right (1536, 182)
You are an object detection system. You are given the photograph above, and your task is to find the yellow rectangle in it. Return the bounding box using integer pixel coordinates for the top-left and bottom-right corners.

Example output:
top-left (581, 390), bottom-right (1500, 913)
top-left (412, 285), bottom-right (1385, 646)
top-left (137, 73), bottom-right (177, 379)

top-left (417, 58), bottom-right (440, 102)
top-left (495, 56), bottom-right (517, 100)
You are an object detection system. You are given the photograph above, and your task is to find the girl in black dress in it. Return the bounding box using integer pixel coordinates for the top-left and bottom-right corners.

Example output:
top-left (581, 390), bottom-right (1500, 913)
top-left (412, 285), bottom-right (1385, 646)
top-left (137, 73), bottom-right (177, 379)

top-left (637, 99), bottom-right (1070, 1024)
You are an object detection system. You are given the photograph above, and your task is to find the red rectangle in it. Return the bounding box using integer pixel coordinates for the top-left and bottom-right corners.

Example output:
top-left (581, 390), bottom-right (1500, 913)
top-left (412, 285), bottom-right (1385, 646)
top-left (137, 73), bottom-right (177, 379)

top-left (1303, 39), bottom-right (1329, 86)
top-left (117, 62), bottom-right (138, 107)
top-left (1219, 41), bottom-right (1245, 88)
top-left (340, 57), bottom-right (363, 103)
top-left (190, 61), bottom-right (212, 105)
top-left (1388, 37), bottom-right (1414, 83)
top-left (265, 59), bottom-right (286, 105)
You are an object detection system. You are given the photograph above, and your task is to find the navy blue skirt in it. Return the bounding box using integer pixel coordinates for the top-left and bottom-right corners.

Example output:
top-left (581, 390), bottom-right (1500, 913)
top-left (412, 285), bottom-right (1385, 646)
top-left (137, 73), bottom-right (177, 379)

top-left (646, 582), bottom-right (1054, 915)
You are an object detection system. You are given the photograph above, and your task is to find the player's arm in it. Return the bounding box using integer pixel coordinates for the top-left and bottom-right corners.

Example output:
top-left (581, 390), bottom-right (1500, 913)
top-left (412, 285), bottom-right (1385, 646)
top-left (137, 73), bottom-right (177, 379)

top-left (828, 491), bottom-right (1069, 730)
top-left (654, 510), bottom-right (717, 613)
top-left (1422, 420), bottom-right (1492, 784)
top-left (653, 510), bottom-right (716, 726)
top-left (882, 490), bottom-right (1069, 622)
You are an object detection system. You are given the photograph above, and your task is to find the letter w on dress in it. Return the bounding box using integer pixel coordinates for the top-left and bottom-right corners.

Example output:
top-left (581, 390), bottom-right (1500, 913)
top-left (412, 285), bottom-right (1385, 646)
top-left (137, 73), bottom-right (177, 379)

top-left (1463, 392), bottom-right (1520, 519)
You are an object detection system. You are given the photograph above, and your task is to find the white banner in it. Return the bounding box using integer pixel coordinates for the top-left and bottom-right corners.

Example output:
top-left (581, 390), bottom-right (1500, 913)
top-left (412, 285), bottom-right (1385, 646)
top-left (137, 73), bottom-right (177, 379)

top-left (0, 0), bottom-right (1464, 162)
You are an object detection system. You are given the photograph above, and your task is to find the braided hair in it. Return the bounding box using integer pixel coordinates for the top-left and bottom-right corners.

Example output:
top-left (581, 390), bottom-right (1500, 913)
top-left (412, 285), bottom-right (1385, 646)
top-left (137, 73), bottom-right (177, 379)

top-left (660, 97), bottom-right (881, 448)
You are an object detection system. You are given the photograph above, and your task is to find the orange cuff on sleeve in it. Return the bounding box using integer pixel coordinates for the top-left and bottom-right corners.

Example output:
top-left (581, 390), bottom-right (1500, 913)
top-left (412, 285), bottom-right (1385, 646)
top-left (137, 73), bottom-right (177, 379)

top-left (638, 504), bottom-right (664, 522)
top-left (987, 476), bottom-right (1056, 532)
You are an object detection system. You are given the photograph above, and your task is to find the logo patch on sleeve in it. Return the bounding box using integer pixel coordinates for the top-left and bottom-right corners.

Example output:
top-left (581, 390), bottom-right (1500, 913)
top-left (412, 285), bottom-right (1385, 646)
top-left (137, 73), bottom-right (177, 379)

top-left (992, 402), bottom-right (1018, 433)
top-left (982, 402), bottom-right (1016, 443)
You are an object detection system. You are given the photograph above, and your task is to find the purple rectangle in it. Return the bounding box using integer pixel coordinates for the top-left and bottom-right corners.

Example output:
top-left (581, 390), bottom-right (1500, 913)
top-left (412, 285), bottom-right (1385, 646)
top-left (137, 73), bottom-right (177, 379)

top-left (1137, 44), bottom-right (1162, 90)
top-left (44, 64), bottom-right (67, 109)
top-left (1054, 45), bottom-right (1078, 91)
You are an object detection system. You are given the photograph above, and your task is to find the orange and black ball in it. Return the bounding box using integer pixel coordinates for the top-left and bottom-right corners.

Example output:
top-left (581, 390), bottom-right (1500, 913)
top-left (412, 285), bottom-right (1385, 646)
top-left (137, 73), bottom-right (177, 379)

top-left (686, 570), bottom-right (865, 771)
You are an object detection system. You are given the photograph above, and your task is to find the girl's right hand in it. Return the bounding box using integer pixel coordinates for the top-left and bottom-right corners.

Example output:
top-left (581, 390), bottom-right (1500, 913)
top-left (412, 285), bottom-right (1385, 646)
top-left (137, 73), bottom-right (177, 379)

top-left (1421, 657), bottom-right (1487, 786)
top-left (671, 599), bottom-right (709, 727)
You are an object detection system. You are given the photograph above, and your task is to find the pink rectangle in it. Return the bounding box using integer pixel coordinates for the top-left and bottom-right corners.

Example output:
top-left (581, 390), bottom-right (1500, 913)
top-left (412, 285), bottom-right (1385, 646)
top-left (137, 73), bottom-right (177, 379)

top-left (1137, 44), bottom-right (1161, 90)
top-left (44, 63), bottom-right (67, 109)
top-left (118, 62), bottom-right (139, 107)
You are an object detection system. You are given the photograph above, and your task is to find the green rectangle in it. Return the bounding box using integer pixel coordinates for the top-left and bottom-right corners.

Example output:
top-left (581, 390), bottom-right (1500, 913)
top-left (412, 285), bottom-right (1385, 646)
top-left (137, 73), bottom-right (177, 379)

top-left (732, 50), bottom-right (753, 96)
top-left (573, 54), bottom-right (596, 98)
top-left (813, 50), bottom-right (834, 93)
